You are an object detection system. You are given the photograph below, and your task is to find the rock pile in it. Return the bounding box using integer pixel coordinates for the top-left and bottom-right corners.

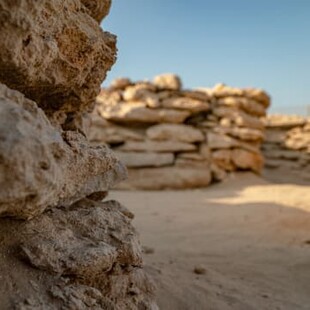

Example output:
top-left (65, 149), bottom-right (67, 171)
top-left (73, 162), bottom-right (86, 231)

top-left (90, 74), bottom-right (270, 189)
top-left (0, 1), bottom-right (157, 309)
top-left (262, 114), bottom-right (310, 183)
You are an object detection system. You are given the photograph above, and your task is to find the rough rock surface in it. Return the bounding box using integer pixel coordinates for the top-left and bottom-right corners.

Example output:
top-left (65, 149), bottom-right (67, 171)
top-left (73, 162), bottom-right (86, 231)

top-left (0, 199), bottom-right (157, 309)
top-left (0, 1), bottom-right (157, 308)
top-left (0, 83), bottom-right (126, 219)
top-left (0, 0), bottom-right (117, 121)
top-left (117, 167), bottom-right (212, 190)
top-left (90, 75), bottom-right (270, 189)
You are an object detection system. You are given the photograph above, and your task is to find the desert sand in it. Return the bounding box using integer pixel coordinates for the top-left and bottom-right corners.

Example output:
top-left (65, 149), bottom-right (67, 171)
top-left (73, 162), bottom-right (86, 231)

top-left (111, 173), bottom-right (310, 309)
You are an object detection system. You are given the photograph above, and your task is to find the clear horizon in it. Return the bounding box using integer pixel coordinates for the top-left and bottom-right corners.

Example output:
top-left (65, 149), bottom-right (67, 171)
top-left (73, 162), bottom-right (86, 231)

top-left (101, 0), bottom-right (310, 115)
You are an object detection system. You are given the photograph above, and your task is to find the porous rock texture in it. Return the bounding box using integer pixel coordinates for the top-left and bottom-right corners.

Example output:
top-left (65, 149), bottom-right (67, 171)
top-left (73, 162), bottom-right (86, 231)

top-left (89, 74), bottom-right (270, 189)
top-left (0, 1), bottom-right (157, 309)
top-left (0, 0), bottom-right (116, 122)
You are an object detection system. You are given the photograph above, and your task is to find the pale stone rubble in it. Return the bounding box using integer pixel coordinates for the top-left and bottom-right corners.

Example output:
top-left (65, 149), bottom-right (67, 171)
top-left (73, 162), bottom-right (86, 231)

top-left (90, 74), bottom-right (270, 189)
top-left (262, 114), bottom-right (310, 183)
top-left (0, 1), bottom-right (157, 309)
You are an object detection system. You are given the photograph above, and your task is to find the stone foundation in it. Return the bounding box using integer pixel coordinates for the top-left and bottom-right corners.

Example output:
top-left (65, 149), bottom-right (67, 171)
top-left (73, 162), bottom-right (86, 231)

top-left (90, 74), bottom-right (270, 189)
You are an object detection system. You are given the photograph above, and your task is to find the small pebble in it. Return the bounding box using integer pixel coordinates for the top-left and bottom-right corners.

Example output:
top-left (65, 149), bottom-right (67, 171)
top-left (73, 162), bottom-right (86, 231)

top-left (193, 266), bottom-right (207, 275)
top-left (142, 246), bottom-right (155, 254)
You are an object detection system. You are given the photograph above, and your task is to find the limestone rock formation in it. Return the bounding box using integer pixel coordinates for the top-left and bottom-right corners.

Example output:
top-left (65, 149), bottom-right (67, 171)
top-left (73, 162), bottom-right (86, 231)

top-left (90, 75), bottom-right (270, 189)
top-left (0, 1), bottom-right (157, 309)
top-left (0, 83), bottom-right (126, 219)
top-left (0, 0), bottom-right (117, 120)
top-left (0, 199), bottom-right (156, 309)
top-left (262, 115), bottom-right (310, 183)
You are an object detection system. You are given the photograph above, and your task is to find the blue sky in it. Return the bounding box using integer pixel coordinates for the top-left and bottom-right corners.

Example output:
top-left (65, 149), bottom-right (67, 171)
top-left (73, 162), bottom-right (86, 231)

top-left (101, 0), bottom-right (310, 114)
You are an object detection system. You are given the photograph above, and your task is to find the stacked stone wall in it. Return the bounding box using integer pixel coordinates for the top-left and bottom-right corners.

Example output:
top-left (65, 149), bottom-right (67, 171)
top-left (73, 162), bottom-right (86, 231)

top-left (90, 74), bottom-right (270, 189)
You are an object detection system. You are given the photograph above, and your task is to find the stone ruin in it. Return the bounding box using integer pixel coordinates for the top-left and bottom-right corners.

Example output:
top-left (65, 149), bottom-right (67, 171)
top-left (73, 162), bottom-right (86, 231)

top-left (90, 74), bottom-right (271, 189)
top-left (0, 1), bottom-right (157, 309)
top-left (262, 114), bottom-right (310, 183)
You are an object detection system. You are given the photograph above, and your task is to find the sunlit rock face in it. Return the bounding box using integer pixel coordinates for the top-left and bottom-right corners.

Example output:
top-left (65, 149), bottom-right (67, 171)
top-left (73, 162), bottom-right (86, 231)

top-left (90, 74), bottom-right (270, 189)
top-left (0, 1), bottom-right (158, 309)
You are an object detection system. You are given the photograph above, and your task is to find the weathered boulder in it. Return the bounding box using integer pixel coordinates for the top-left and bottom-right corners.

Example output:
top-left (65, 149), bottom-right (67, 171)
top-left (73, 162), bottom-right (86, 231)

top-left (146, 124), bottom-right (204, 142)
top-left (0, 199), bottom-right (157, 309)
top-left (153, 73), bottom-right (182, 90)
top-left (231, 148), bottom-right (264, 173)
top-left (217, 96), bottom-right (266, 116)
top-left (207, 132), bottom-right (240, 149)
top-left (0, 0), bottom-right (117, 120)
top-left (0, 83), bottom-right (126, 219)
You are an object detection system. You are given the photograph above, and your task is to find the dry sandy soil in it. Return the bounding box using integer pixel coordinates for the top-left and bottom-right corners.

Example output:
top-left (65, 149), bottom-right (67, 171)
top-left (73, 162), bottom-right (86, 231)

top-left (110, 173), bottom-right (310, 310)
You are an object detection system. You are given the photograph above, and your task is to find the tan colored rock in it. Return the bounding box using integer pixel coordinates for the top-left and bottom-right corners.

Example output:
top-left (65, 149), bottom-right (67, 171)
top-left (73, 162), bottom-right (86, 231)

top-left (214, 126), bottom-right (264, 142)
top-left (117, 140), bottom-right (196, 153)
top-left (231, 148), bottom-right (264, 173)
top-left (180, 90), bottom-right (210, 101)
top-left (243, 88), bottom-right (271, 107)
top-left (0, 199), bottom-right (157, 309)
top-left (264, 115), bottom-right (307, 129)
top-left (200, 84), bottom-right (270, 107)
top-left (89, 112), bottom-right (145, 144)
top-left (146, 124), bottom-right (204, 143)
top-left (217, 96), bottom-right (266, 116)
top-left (212, 150), bottom-right (234, 171)
top-left (0, 0), bottom-right (117, 119)
top-left (98, 101), bottom-right (190, 124)
top-left (213, 107), bottom-right (264, 130)
top-left (110, 77), bottom-right (132, 90)
top-left (123, 84), bottom-right (160, 108)
top-left (115, 151), bottom-right (174, 168)
top-left (211, 163), bottom-right (228, 182)
top-left (234, 111), bottom-right (264, 130)
top-left (89, 123), bottom-right (145, 144)
top-left (81, 0), bottom-right (112, 22)
top-left (153, 73), bottom-right (182, 90)
top-left (118, 167), bottom-right (212, 190)
top-left (285, 131), bottom-right (310, 150)
top-left (207, 132), bottom-right (240, 149)
top-left (0, 84), bottom-right (126, 219)
top-left (162, 97), bottom-right (210, 113)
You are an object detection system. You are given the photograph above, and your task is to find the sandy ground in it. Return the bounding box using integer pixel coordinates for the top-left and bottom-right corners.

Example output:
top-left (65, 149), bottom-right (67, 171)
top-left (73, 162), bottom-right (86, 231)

top-left (110, 173), bottom-right (310, 310)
